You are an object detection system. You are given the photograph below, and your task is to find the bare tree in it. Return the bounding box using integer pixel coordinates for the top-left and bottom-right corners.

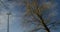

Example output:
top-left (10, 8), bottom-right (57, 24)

top-left (24, 0), bottom-right (50, 32)
top-left (21, 0), bottom-right (59, 32)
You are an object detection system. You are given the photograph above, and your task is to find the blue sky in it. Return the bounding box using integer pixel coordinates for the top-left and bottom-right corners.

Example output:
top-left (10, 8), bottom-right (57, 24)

top-left (0, 0), bottom-right (60, 32)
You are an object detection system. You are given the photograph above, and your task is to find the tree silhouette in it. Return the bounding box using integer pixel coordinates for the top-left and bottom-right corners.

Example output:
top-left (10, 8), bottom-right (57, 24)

top-left (22, 0), bottom-right (59, 32)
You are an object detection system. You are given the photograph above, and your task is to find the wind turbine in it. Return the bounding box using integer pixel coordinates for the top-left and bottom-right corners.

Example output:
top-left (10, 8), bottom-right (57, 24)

top-left (7, 12), bottom-right (11, 32)
top-left (0, 0), bottom-right (11, 32)
top-left (0, 0), bottom-right (21, 32)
